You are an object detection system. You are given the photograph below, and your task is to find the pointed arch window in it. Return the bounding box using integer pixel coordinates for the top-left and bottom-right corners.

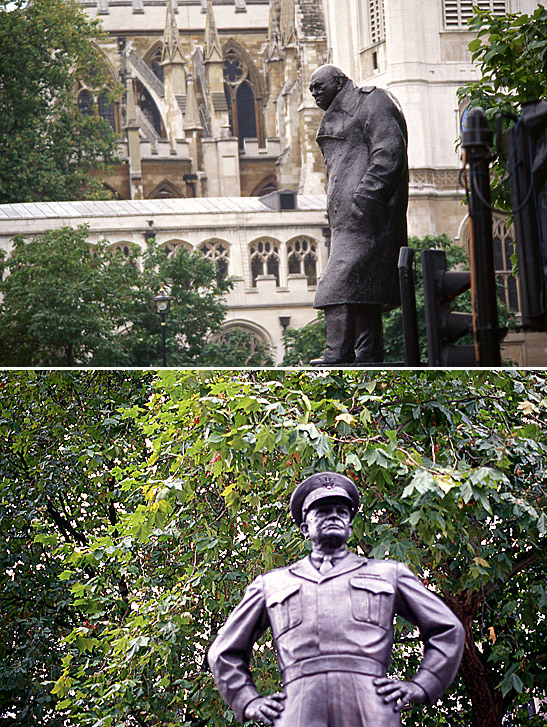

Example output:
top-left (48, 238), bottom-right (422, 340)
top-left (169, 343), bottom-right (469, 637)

top-left (287, 237), bottom-right (318, 286)
top-left (199, 239), bottom-right (230, 282)
top-left (77, 88), bottom-right (118, 133)
top-left (492, 217), bottom-right (520, 312)
top-left (250, 239), bottom-right (280, 286)
top-left (78, 90), bottom-right (94, 116)
top-left (223, 49), bottom-right (258, 149)
top-left (161, 240), bottom-right (191, 257)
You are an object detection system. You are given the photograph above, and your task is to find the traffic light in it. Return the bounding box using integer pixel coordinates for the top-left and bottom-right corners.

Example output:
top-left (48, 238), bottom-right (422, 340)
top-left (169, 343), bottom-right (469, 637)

top-left (504, 100), bottom-right (547, 331)
top-left (422, 249), bottom-right (476, 366)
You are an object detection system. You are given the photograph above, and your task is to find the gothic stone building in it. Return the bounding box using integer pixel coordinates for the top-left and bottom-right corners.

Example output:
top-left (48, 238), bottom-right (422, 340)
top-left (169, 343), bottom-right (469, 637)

top-left (72, 0), bottom-right (546, 364)
top-left (1, 1), bottom-right (545, 365)
top-left (77, 0), bottom-right (329, 200)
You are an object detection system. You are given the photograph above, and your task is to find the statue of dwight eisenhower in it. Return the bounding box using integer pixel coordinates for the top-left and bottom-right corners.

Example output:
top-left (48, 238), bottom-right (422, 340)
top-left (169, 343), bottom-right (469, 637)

top-left (309, 65), bottom-right (409, 365)
top-left (208, 473), bottom-right (465, 726)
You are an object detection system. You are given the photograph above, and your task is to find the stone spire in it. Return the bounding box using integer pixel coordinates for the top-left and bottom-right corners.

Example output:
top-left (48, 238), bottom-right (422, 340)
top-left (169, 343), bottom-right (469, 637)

top-left (161, 0), bottom-right (187, 150)
top-left (204, 0), bottom-right (223, 63)
top-left (162, 0), bottom-right (185, 64)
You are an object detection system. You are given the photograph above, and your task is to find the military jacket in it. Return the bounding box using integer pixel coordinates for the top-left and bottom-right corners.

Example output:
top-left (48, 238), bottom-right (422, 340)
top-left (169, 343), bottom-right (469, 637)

top-left (208, 553), bottom-right (465, 723)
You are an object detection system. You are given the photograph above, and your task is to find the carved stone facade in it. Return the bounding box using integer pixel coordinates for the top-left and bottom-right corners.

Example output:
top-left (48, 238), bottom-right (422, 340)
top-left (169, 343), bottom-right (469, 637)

top-left (0, 195), bottom-right (329, 364)
top-left (78, 0), bottom-right (328, 200)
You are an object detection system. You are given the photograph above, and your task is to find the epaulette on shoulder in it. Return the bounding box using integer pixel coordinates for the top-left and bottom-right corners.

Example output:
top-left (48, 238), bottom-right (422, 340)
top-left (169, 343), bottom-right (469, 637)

top-left (359, 86), bottom-right (376, 93)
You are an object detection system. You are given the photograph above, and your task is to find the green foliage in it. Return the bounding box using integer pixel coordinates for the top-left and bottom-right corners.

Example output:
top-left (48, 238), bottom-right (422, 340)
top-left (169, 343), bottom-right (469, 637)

top-left (282, 235), bottom-right (515, 365)
top-left (458, 5), bottom-right (547, 209)
top-left (0, 230), bottom-right (270, 366)
top-left (282, 311), bottom-right (325, 366)
top-left (0, 226), bottom-right (139, 366)
top-left (0, 0), bottom-right (121, 203)
top-left (122, 240), bottom-right (272, 367)
top-left (0, 372), bottom-right (153, 725)
top-left (2, 371), bottom-right (545, 727)
top-left (199, 329), bottom-right (274, 367)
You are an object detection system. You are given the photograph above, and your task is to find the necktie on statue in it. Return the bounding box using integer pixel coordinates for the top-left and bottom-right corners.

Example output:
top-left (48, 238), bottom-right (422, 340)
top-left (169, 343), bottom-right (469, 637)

top-left (319, 555), bottom-right (335, 574)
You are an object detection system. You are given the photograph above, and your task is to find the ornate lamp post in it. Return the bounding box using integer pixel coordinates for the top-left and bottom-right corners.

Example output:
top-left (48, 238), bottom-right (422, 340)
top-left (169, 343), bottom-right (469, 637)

top-left (279, 315), bottom-right (291, 357)
top-left (153, 284), bottom-right (172, 367)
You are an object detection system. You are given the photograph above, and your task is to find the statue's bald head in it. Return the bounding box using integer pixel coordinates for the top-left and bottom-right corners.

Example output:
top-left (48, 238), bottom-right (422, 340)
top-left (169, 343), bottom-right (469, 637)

top-left (309, 65), bottom-right (349, 110)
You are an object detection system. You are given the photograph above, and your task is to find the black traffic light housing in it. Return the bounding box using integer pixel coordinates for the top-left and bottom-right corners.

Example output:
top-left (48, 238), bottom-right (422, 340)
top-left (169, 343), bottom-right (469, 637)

top-left (422, 249), bottom-right (475, 366)
top-left (505, 100), bottom-right (547, 331)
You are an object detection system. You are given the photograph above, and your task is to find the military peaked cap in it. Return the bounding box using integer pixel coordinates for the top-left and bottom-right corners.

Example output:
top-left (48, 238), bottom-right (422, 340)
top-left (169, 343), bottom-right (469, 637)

top-left (290, 472), bottom-right (360, 526)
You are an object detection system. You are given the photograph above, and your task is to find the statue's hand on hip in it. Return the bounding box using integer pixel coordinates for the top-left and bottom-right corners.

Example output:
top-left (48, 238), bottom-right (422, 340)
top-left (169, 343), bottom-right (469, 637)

top-left (243, 693), bottom-right (286, 725)
top-left (373, 677), bottom-right (428, 712)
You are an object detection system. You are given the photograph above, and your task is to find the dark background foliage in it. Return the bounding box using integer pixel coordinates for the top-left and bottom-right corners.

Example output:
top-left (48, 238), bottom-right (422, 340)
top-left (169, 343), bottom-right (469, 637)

top-left (1, 371), bottom-right (546, 727)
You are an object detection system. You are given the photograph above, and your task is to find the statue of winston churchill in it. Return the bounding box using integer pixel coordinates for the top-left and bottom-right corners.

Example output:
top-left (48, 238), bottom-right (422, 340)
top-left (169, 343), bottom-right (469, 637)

top-left (308, 65), bottom-right (409, 365)
top-left (208, 473), bottom-right (465, 726)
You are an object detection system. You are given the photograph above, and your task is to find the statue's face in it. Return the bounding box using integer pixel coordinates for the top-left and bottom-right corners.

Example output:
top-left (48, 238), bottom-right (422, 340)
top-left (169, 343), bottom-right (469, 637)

top-left (309, 72), bottom-right (342, 110)
top-left (300, 497), bottom-right (352, 549)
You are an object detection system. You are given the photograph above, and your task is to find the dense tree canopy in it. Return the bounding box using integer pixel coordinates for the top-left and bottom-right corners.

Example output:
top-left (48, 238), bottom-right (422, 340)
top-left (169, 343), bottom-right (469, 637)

top-left (0, 227), bottom-right (138, 366)
top-left (0, 0), bottom-right (120, 203)
top-left (0, 228), bottom-right (270, 366)
top-left (1, 371), bottom-right (546, 727)
top-left (458, 5), bottom-right (547, 208)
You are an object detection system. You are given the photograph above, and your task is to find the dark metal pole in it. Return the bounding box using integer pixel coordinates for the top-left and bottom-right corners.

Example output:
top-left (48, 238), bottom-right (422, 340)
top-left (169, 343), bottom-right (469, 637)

top-left (397, 247), bottom-right (421, 365)
top-left (160, 312), bottom-right (167, 367)
top-left (462, 107), bottom-right (502, 366)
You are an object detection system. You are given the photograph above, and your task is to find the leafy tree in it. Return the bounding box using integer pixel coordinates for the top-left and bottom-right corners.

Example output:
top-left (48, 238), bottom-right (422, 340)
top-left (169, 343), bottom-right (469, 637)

top-left (282, 235), bottom-right (515, 365)
top-left (0, 0), bottom-right (120, 203)
top-left (199, 329), bottom-right (274, 367)
top-left (457, 5), bottom-right (547, 208)
top-left (0, 371), bottom-right (153, 726)
top-left (121, 240), bottom-right (272, 367)
top-left (2, 371), bottom-right (544, 727)
top-left (0, 230), bottom-right (272, 367)
top-left (281, 311), bottom-right (325, 366)
top-left (0, 226), bottom-right (139, 366)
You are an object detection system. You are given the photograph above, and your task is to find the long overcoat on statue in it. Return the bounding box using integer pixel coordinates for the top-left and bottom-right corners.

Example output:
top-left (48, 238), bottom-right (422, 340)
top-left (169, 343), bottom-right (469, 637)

top-left (314, 81), bottom-right (408, 310)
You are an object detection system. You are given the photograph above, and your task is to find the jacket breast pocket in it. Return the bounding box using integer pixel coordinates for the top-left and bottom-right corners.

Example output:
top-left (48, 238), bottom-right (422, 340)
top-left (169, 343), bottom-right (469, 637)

top-left (349, 577), bottom-right (394, 629)
top-left (266, 583), bottom-right (302, 637)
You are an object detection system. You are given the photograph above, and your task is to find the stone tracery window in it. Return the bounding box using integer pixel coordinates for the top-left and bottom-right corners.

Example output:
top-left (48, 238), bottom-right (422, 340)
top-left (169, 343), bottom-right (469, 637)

top-left (287, 237), bottom-right (318, 286)
top-left (223, 48), bottom-right (258, 149)
top-left (492, 216), bottom-right (520, 312)
top-left (77, 88), bottom-right (118, 133)
top-left (249, 239), bottom-right (280, 286)
top-left (161, 240), bottom-right (191, 257)
top-left (199, 239), bottom-right (230, 282)
top-left (109, 242), bottom-right (133, 257)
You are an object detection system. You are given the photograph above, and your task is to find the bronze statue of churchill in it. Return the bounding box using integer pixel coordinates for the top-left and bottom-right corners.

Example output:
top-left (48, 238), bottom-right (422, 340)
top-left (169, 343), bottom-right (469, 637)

top-left (208, 473), bottom-right (465, 726)
top-left (309, 65), bottom-right (409, 365)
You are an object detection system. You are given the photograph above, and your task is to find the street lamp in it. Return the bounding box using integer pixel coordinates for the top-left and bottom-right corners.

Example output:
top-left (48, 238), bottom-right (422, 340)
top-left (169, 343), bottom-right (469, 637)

top-left (153, 284), bottom-right (172, 367)
top-left (279, 315), bottom-right (291, 356)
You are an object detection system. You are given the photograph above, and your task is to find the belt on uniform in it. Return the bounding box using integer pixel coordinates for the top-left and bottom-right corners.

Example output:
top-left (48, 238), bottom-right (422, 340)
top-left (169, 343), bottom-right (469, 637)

top-left (282, 655), bottom-right (386, 685)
